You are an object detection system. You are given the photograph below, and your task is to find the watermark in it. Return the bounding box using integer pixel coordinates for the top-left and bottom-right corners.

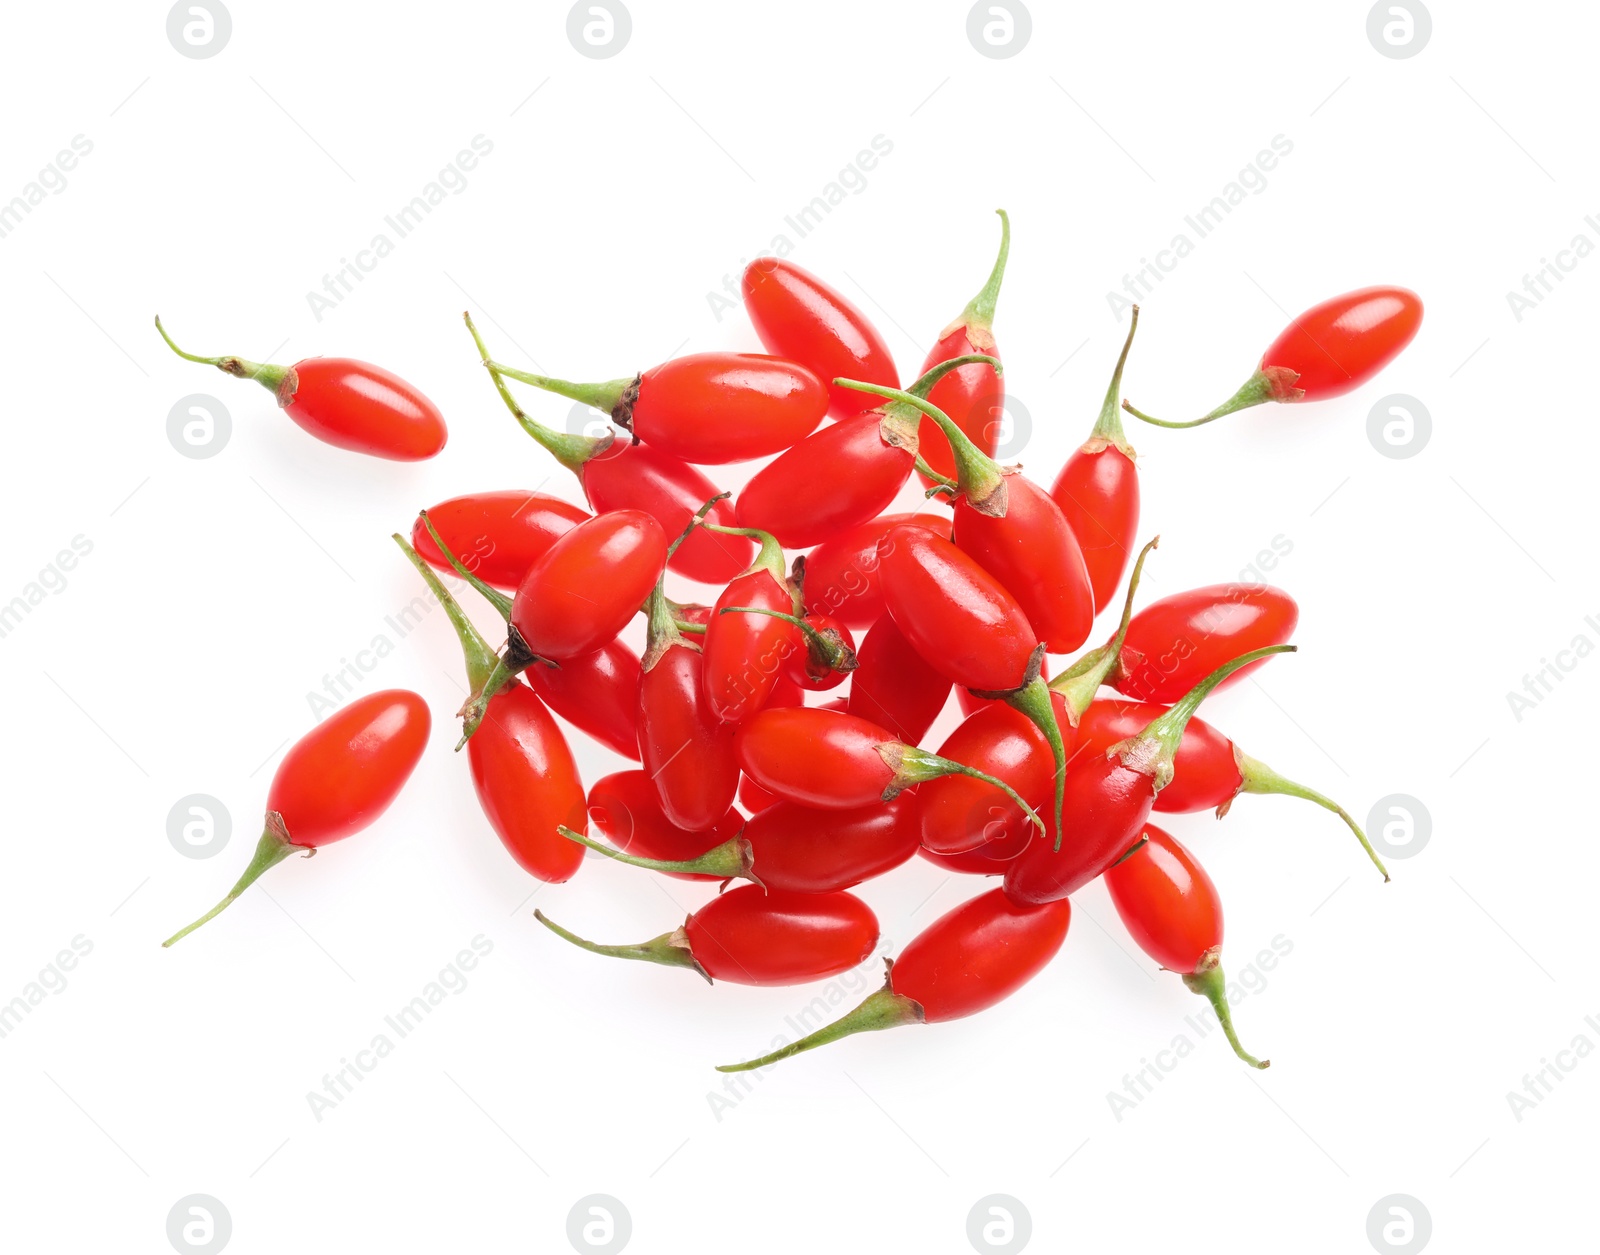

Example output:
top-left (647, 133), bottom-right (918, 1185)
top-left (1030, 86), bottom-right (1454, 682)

top-left (1366, 2), bottom-right (1431, 60)
top-left (168, 394), bottom-right (232, 459)
top-left (167, 1194), bottom-right (231, 1253)
top-left (966, 2), bottom-right (1031, 59)
top-left (967, 1194), bottom-right (1031, 1252)
top-left (0, 135), bottom-right (93, 243)
top-left (1106, 136), bottom-right (1294, 320)
top-left (0, 935), bottom-right (94, 1042)
top-left (1367, 394), bottom-right (1430, 459)
top-left (566, 2), bottom-right (631, 59)
top-left (1366, 795), bottom-right (1430, 860)
top-left (1504, 218), bottom-right (1600, 322)
top-left (167, 2), bottom-right (232, 58)
top-left (1366, 1194), bottom-right (1431, 1252)
top-left (305, 936), bottom-right (493, 1122)
top-left (306, 555), bottom-right (490, 717)
top-left (1504, 618), bottom-right (1600, 723)
top-left (168, 795), bottom-right (232, 859)
top-left (567, 1195), bottom-right (631, 1253)
top-left (1506, 1012), bottom-right (1600, 1122)
top-left (1105, 934), bottom-right (1292, 1121)
top-left (305, 136), bottom-right (495, 322)
top-left (705, 136), bottom-right (895, 322)
top-left (0, 535), bottom-right (94, 643)
top-left (706, 946), bottom-right (892, 1121)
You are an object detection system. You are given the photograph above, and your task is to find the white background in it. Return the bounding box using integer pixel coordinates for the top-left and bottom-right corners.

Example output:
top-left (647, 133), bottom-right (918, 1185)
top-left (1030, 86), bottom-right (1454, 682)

top-left (0, 2), bottom-right (1592, 1252)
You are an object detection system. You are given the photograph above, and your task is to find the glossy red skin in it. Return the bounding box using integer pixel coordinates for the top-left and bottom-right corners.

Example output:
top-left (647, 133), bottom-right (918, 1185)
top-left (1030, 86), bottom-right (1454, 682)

top-left (918, 695), bottom-right (1073, 857)
top-left (803, 512), bottom-right (949, 629)
top-left (1076, 700), bottom-right (1238, 814)
top-left (738, 774), bottom-right (781, 814)
top-left (1104, 824), bottom-right (1220, 974)
top-left (878, 526), bottom-right (1039, 691)
top-left (1003, 754), bottom-right (1155, 905)
top-left (634, 353), bottom-right (827, 463)
top-left (847, 614), bottom-right (951, 745)
top-left (703, 571), bottom-right (798, 722)
top-left (412, 491), bottom-right (589, 591)
top-left (786, 613), bottom-right (856, 691)
top-left (954, 476), bottom-right (1094, 655)
top-left (1262, 286), bottom-right (1423, 400)
top-left (639, 644), bottom-right (740, 831)
top-left (268, 689), bottom-right (431, 846)
top-left (956, 654), bottom-right (1048, 718)
top-left (1050, 444), bottom-right (1140, 615)
top-left (734, 412), bottom-right (914, 548)
top-left (527, 638), bottom-right (642, 762)
top-left (742, 258), bottom-right (899, 419)
top-left (917, 325), bottom-right (1003, 484)
top-left (889, 888), bottom-right (1071, 1022)
top-left (1115, 584), bottom-right (1298, 704)
top-left (587, 770), bottom-right (742, 882)
top-left (468, 683), bottom-right (587, 882)
top-left (284, 358), bottom-right (447, 461)
top-left (580, 441), bottom-right (752, 584)
top-left (917, 846), bottom-right (1011, 875)
top-left (685, 885), bottom-right (879, 985)
top-left (736, 707), bottom-right (902, 810)
top-left (744, 796), bottom-right (920, 893)
top-left (766, 674), bottom-right (805, 708)
top-left (511, 511), bottom-right (667, 660)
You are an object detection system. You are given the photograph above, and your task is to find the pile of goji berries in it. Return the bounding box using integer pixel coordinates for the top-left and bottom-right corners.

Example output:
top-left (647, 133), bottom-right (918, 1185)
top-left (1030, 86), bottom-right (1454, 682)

top-left (158, 211), bottom-right (1422, 1072)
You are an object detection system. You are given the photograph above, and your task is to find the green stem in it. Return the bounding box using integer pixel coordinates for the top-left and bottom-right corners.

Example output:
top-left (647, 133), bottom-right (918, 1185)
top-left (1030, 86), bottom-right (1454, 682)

top-left (490, 363), bottom-right (633, 416)
top-left (1086, 306), bottom-right (1140, 458)
top-left (1004, 673), bottom-right (1068, 849)
top-left (161, 818), bottom-right (298, 947)
top-left (836, 380), bottom-right (1008, 515)
top-left (960, 208), bottom-right (1010, 334)
top-left (719, 606), bottom-right (857, 677)
top-left (1183, 950), bottom-right (1269, 1069)
top-left (703, 522), bottom-right (788, 585)
top-left (1050, 535), bottom-right (1159, 721)
top-left (1117, 645), bottom-right (1296, 789)
top-left (154, 316), bottom-right (292, 400)
top-left (417, 512), bottom-right (513, 621)
top-left (534, 909), bottom-right (710, 983)
top-left (463, 312), bottom-right (610, 473)
top-left (715, 981), bottom-right (924, 1072)
top-left (557, 825), bottom-right (755, 884)
top-left (1123, 366), bottom-right (1303, 429)
top-left (880, 353), bottom-right (1003, 448)
top-left (456, 635), bottom-right (542, 750)
top-left (393, 534), bottom-right (499, 692)
top-left (883, 742), bottom-right (1043, 835)
top-left (912, 456), bottom-right (957, 488)
top-left (1235, 752), bottom-right (1389, 882)
top-left (640, 571), bottom-right (689, 672)
top-left (668, 494), bottom-right (728, 560)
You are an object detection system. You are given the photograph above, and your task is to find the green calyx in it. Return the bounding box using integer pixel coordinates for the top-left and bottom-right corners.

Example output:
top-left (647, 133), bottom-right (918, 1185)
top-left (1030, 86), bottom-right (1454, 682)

top-left (878, 352), bottom-right (1004, 449)
top-left (393, 533), bottom-right (498, 692)
top-left (463, 311), bottom-right (615, 474)
top-left (161, 814), bottom-right (301, 947)
top-left (1050, 535), bottom-right (1159, 720)
top-left (1084, 305), bottom-right (1140, 459)
top-left (1112, 645), bottom-right (1297, 790)
top-left (704, 522), bottom-right (788, 587)
top-left (490, 362), bottom-right (641, 436)
top-left (715, 966), bottom-right (924, 1072)
top-left (1182, 948), bottom-right (1269, 1069)
top-left (879, 739), bottom-right (1043, 836)
top-left (836, 379), bottom-right (1008, 516)
top-left (1234, 750), bottom-right (1390, 881)
top-left (1123, 364), bottom-right (1304, 430)
top-left (534, 908), bottom-right (710, 983)
top-left (557, 825), bottom-right (757, 885)
top-left (155, 316), bottom-right (295, 405)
